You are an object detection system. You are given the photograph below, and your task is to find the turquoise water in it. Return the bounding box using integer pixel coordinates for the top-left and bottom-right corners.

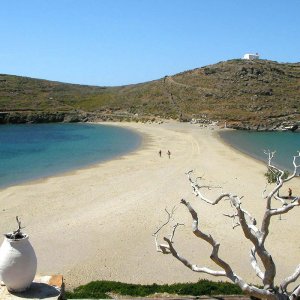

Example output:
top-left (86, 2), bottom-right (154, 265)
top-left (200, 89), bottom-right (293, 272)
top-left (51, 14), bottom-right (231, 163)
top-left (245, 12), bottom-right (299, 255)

top-left (0, 123), bottom-right (141, 189)
top-left (219, 130), bottom-right (300, 172)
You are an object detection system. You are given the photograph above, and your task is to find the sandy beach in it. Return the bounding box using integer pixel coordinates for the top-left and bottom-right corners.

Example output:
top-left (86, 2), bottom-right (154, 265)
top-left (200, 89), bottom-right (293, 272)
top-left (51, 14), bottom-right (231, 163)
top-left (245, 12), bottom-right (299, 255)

top-left (0, 121), bottom-right (299, 290)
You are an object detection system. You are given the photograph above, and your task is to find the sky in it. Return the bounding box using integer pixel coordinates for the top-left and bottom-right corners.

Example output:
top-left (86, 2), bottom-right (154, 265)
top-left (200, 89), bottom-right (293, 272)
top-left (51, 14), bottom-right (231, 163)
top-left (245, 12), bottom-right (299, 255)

top-left (0, 0), bottom-right (299, 86)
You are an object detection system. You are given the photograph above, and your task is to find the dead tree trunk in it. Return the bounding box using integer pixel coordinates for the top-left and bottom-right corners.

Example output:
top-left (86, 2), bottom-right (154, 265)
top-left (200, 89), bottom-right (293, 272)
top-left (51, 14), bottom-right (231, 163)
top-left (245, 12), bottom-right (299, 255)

top-left (154, 151), bottom-right (300, 300)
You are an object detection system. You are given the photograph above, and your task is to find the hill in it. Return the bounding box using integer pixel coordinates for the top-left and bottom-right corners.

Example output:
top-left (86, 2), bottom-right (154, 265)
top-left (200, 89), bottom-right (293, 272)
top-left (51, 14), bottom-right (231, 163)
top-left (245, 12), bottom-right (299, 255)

top-left (0, 59), bottom-right (299, 130)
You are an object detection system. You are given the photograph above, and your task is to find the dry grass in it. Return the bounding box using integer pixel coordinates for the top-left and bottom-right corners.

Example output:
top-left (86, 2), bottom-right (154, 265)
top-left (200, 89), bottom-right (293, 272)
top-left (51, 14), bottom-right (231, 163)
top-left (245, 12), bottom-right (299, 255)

top-left (0, 59), bottom-right (299, 126)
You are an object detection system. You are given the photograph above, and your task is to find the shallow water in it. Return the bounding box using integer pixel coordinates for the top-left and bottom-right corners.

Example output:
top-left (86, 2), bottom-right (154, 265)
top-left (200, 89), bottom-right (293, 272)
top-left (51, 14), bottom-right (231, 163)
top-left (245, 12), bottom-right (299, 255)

top-left (219, 130), bottom-right (300, 171)
top-left (0, 123), bottom-right (141, 189)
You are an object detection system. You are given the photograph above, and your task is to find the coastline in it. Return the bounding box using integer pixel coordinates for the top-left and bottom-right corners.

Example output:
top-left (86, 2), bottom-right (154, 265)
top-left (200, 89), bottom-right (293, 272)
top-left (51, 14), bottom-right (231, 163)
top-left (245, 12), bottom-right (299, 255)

top-left (219, 129), bottom-right (300, 172)
top-left (0, 121), bottom-right (299, 290)
top-left (0, 123), bottom-right (142, 191)
top-left (217, 129), bottom-right (268, 169)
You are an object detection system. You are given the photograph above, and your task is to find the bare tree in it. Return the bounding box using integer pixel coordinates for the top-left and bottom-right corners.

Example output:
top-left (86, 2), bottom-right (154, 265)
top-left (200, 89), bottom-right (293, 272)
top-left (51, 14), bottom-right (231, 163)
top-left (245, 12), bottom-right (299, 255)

top-left (154, 151), bottom-right (300, 300)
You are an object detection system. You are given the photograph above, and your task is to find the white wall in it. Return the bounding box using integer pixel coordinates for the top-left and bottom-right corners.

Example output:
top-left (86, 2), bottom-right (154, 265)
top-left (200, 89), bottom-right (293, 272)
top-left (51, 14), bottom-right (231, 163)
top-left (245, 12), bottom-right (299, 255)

top-left (243, 53), bottom-right (260, 60)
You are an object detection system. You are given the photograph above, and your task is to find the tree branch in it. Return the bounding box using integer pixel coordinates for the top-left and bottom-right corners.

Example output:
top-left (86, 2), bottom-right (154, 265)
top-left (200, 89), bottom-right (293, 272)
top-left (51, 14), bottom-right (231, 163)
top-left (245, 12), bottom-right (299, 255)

top-left (166, 199), bottom-right (278, 300)
top-left (153, 207), bottom-right (176, 253)
top-left (261, 151), bottom-right (300, 241)
top-left (280, 264), bottom-right (300, 292)
top-left (153, 207), bottom-right (184, 254)
top-left (269, 202), bottom-right (300, 217)
top-left (163, 237), bottom-right (227, 276)
top-left (290, 285), bottom-right (300, 300)
top-left (187, 169), bottom-right (278, 289)
top-left (155, 152), bottom-right (300, 299)
top-left (250, 247), bottom-right (265, 280)
top-left (153, 207), bottom-right (176, 236)
top-left (186, 170), bottom-right (230, 205)
top-left (180, 199), bottom-right (236, 277)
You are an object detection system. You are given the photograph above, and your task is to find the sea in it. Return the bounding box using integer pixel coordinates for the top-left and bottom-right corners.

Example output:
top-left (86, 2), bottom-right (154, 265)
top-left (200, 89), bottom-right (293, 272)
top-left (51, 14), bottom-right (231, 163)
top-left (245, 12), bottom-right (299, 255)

top-left (219, 130), bottom-right (300, 172)
top-left (0, 123), bottom-right (141, 189)
top-left (1, 124), bottom-right (300, 190)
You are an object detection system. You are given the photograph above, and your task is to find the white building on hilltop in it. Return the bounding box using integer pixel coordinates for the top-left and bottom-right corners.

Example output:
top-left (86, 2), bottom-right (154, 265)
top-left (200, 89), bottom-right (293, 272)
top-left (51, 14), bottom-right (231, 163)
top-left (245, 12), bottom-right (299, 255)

top-left (243, 53), bottom-right (260, 60)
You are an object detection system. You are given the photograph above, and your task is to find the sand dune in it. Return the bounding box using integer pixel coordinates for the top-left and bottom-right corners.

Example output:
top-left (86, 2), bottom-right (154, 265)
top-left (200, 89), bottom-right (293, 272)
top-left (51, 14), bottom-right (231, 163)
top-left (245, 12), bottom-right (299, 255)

top-left (0, 121), bottom-right (299, 290)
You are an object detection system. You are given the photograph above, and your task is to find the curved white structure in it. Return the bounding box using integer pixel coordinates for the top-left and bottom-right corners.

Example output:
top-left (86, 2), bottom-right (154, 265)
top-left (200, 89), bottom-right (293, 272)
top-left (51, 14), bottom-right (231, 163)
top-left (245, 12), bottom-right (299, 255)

top-left (243, 53), bottom-right (260, 60)
top-left (0, 234), bottom-right (37, 292)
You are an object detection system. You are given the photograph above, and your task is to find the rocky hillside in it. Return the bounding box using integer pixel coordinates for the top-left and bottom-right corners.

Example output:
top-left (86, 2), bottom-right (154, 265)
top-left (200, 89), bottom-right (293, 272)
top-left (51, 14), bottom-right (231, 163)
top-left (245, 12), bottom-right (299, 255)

top-left (0, 59), bottom-right (299, 130)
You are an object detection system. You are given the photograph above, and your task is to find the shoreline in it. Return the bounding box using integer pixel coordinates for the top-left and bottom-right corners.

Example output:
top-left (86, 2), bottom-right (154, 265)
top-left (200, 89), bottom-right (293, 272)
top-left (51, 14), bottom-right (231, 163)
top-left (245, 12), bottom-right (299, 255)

top-left (218, 129), bottom-right (300, 172)
top-left (217, 129), bottom-right (268, 169)
top-left (0, 121), bottom-right (299, 290)
top-left (0, 122), bottom-right (143, 191)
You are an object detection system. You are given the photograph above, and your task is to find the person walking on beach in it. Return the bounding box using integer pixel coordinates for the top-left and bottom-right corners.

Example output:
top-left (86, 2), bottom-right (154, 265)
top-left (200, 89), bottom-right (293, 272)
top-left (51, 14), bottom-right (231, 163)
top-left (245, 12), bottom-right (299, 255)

top-left (158, 150), bottom-right (162, 157)
top-left (167, 150), bottom-right (171, 159)
top-left (288, 188), bottom-right (292, 198)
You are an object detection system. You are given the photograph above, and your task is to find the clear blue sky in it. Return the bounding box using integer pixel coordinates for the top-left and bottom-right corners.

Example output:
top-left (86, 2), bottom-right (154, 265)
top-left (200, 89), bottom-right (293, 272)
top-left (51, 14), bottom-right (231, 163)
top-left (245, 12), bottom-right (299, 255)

top-left (1, 0), bottom-right (299, 86)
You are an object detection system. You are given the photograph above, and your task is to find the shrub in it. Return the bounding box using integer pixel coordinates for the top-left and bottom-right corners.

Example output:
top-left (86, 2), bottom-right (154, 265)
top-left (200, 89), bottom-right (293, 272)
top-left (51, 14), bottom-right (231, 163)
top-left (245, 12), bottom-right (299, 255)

top-left (264, 168), bottom-right (289, 183)
top-left (65, 279), bottom-right (243, 299)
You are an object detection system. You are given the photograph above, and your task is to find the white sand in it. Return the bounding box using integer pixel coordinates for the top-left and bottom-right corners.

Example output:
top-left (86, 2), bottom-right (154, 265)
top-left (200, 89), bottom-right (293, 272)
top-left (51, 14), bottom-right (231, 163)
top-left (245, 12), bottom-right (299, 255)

top-left (0, 121), bottom-right (299, 290)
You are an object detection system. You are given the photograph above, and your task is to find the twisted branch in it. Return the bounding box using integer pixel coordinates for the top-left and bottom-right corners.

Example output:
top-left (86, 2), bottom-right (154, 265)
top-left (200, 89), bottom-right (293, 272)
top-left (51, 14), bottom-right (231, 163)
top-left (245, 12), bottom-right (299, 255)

top-left (154, 152), bottom-right (300, 299)
top-left (280, 264), bottom-right (300, 292)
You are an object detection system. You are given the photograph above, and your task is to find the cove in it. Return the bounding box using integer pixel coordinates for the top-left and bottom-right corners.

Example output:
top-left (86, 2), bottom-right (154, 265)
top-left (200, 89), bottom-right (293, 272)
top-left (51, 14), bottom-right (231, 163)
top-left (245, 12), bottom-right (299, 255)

top-left (219, 130), bottom-right (300, 172)
top-left (0, 123), bottom-right (141, 189)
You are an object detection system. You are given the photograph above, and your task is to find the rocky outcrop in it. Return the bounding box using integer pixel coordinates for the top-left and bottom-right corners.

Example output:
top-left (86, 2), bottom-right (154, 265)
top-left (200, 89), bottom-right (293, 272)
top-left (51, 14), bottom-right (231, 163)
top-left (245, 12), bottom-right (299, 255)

top-left (0, 110), bottom-right (148, 124)
top-left (226, 120), bottom-right (300, 132)
top-left (0, 110), bottom-right (299, 132)
top-left (0, 111), bottom-right (89, 124)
